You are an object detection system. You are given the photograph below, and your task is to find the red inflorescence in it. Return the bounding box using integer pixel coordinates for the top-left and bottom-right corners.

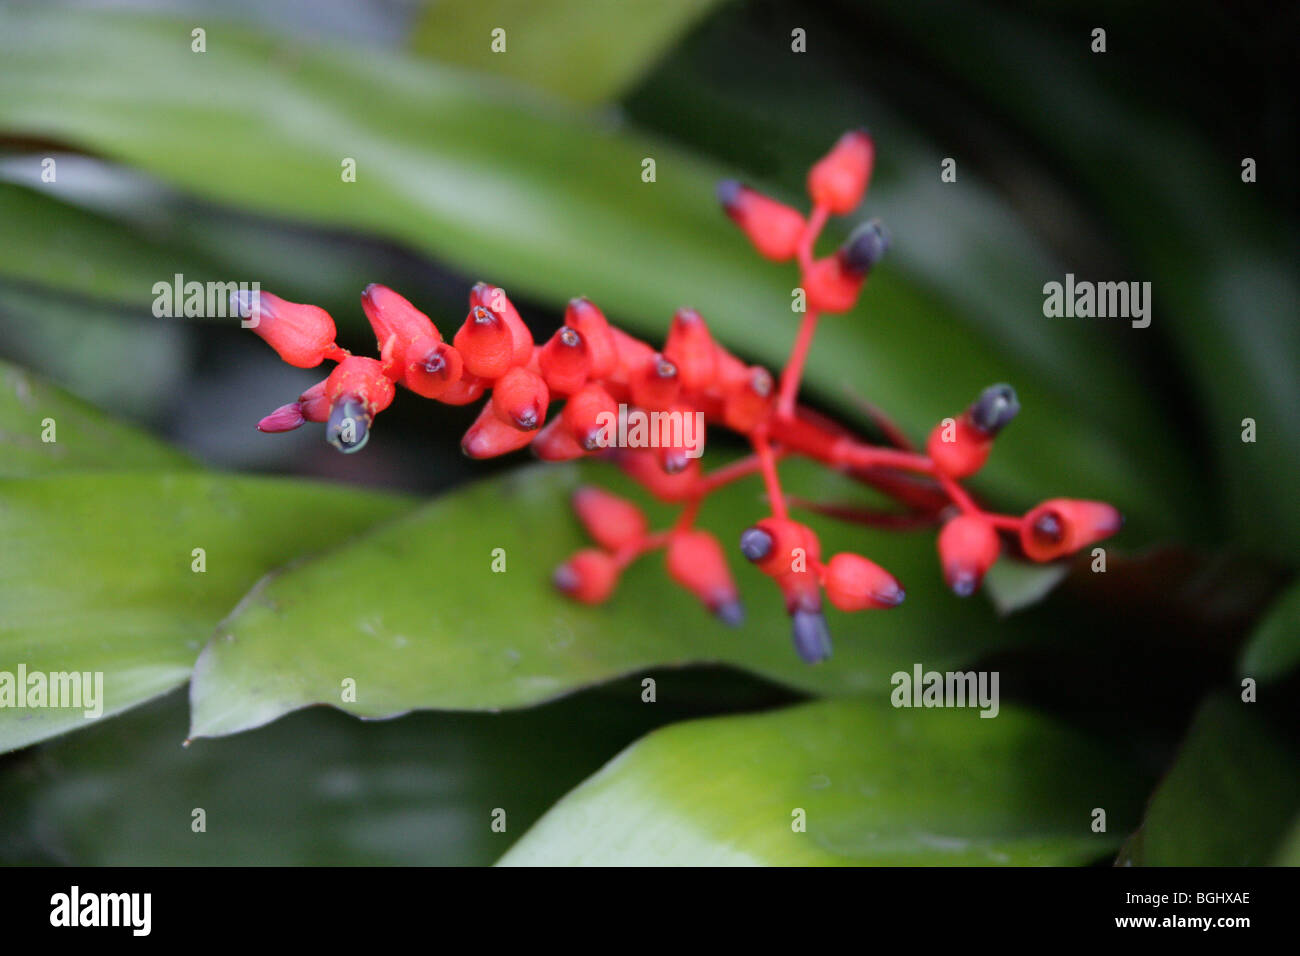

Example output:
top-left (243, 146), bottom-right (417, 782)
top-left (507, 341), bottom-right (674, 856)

top-left (241, 130), bottom-right (1123, 664)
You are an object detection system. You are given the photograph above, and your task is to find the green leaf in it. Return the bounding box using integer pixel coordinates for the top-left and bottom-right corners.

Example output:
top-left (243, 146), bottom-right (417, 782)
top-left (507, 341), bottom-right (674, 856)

top-left (191, 458), bottom-right (1071, 739)
top-left (410, 0), bottom-right (721, 105)
top-left (1239, 580), bottom-right (1300, 683)
top-left (0, 357), bottom-right (193, 477)
top-left (0, 183), bottom-right (224, 308)
top-left (1120, 694), bottom-right (1300, 866)
top-left (0, 669), bottom-right (781, 864)
top-left (0, 5), bottom-right (1187, 539)
top-left (499, 697), bottom-right (1145, 865)
top-left (0, 472), bottom-right (409, 752)
top-left (0, 179), bottom-right (441, 324)
top-left (0, 671), bottom-right (787, 864)
top-left (0, 283), bottom-right (192, 421)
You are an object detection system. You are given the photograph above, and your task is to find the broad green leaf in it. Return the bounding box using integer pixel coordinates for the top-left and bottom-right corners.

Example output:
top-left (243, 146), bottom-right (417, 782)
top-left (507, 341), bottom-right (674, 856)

top-left (0, 177), bottom-right (445, 326)
top-left (410, 0), bottom-right (720, 105)
top-left (0, 283), bottom-right (191, 420)
top-left (1, 670), bottom-right (786, 864)
top-left (0, 6), bottom-right (1186, 540)
top-left (0, 183), bottom-right (224, 309)
top-left (0, 472), bottom-right (409, 752)
top-left (1239, 580), bottom-right (1300, 683)
top-left (188, 458), bottom-right (1098, 739)
top-left (499, 697), bottom-right (1145, 865)
top-left (1120, 694), bottom-right (1300, 866)
top-left (0, 357), bottom-right (193, 477)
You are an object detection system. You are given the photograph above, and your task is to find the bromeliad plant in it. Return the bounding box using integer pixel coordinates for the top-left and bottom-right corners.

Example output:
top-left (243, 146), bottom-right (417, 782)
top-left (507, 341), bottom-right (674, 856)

top-left (241, 130), bottom-right (1122, 664)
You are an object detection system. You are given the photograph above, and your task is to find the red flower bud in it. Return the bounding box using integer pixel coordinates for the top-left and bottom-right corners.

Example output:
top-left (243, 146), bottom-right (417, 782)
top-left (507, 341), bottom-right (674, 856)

top-left (656, 403), bottom-right (706, 474)
top-left (803, 255), bottom-right (865, 313)
top-left (926, 386), bottom-right (1019, 478)
top-left (437, 374), bottom-right (487, 406)
top-left (628, 353), bottom-right (681, 410)
top-left (722, 366), bottom-right (774, 433)
top-left (240, 291), bottom-right (340, 368)
top-left (1019, 499), bottom-right (1123, 562)
top-left (325, 356), bottom-right (395, 415)
top-left (256, 402), bottom-right (306, 433)
top-left (710, 343), bottom-right (750, 393)
top-left (461, 399), bottom-right (537, 459)
top-left (453, 306), bottom-right (515, 380)
top-left (822, 552), bottom-right (905, 611)
top-left (470, 282), bottom-right (533, 367)
top-left (401, 336), bottom-right (464, 399)
top-left (361, 284), bottom-right (439, 369)
top-left (717, 181), bottom-right (806, 261)
top-left (562, 383), bottom-right (618, 450)
top-left (539, 326), bottom-right (591, 396)
top-left (324, 356), bottom-right (394, 452)
top-left (491, 366), bottom-right (549, 431)
top-left (617, 448), bottom-right (699, 501)
top-left (573, 486), bottom-right (649, 552)
top-left (298, 379), bottom-right (330, 422)
top-left (936, 515), bottom-right (1001, 596)
top-left (739, 517), bottom-right (819, 578)
top-left (663, 308), bottom-right (717, 392)
top-left (807, 128), bottom-right (874, 214)
top-left (565, 298), bottom-right (618, 379)
top-left (532, 415), bottom-right (588, 461)
top-left (607, 327), bottom-right (654, 385)
top-left (666, 530), bottom-right (743, 625)
top-left (926, 415), bottom-right (992, 479)
top-left (554, 549), bottom-right (620, 604)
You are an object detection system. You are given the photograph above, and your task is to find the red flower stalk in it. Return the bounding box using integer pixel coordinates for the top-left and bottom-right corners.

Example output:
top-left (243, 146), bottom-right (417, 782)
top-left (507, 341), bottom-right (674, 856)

top-left (242, 130), bottom-right (1122, 663)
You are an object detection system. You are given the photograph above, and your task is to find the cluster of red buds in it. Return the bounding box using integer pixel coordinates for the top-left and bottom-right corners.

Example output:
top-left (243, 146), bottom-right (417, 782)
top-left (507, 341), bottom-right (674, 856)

top-left (239, 129), bottom-right (1122, 663)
